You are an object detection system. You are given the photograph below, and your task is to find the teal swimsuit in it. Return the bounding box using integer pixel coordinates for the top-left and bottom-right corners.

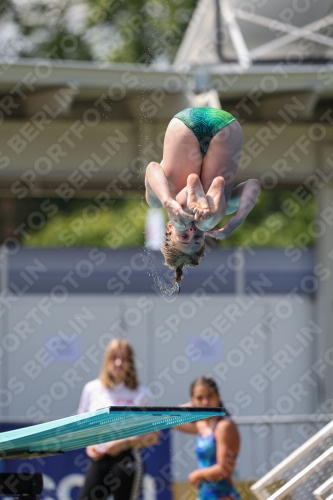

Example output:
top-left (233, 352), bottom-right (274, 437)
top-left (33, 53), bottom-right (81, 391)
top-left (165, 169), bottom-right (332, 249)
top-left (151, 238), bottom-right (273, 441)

top-left (195, 420), bottom-right (241, 500)
top-left (174, 108), bottom-right (236, 157)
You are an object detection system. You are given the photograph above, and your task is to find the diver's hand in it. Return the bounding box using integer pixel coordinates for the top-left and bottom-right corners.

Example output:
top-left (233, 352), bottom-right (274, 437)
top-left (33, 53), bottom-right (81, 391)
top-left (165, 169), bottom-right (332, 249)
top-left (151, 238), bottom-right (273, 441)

top-left (205, 215), bottom-right (243, 240)
top-left (105, 439), bottom-right (129, 456)
top-left (188, 469), bottom-right (203, 487)
top-left (86, 445), bottom-right (105, 460)
top-left (164, 199), bottom-right (194, 230)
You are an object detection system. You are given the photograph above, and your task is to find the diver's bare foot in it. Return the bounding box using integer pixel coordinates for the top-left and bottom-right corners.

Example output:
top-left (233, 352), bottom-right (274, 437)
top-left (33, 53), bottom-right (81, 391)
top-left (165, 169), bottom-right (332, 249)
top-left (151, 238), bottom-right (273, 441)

top-left (187, 174), bottom-right (210, 221)
top-left (206, 176), bottom-right (226, 215)
top-left (194, 177), bottom-right (226, 232)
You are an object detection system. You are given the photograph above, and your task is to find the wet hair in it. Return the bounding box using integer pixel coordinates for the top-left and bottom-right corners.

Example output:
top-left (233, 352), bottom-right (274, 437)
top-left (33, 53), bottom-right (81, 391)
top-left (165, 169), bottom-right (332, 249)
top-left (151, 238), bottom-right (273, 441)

top-left (190, 376), bottom-right (230, 416)
top-left (99, 339), bottom-right (139, 390)
top-left (160, 229), bottom-right (205, 294)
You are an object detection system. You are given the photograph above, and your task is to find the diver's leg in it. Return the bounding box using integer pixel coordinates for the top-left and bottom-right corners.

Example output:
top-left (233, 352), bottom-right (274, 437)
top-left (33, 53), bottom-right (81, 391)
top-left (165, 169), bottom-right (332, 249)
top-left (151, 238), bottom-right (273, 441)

top-left (162, 118), bottom-right (202, 199)
top-left (200, 120), bottom-right (243, 200)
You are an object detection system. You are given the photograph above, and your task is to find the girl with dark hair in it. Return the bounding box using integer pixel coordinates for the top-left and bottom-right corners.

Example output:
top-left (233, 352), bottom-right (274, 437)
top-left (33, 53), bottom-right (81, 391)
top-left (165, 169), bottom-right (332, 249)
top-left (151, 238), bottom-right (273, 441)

top-left (77, 339), bottom-right (159, 500)
top-left (176, 376), bottom-right (241, 500)
top-left (145, 107), bottom-right (260, 292)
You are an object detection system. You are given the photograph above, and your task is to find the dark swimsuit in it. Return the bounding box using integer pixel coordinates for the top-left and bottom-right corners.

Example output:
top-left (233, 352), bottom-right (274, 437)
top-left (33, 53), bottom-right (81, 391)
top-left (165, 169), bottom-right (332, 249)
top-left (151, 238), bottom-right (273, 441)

top-left (174, 107), bottom-right (236, 157)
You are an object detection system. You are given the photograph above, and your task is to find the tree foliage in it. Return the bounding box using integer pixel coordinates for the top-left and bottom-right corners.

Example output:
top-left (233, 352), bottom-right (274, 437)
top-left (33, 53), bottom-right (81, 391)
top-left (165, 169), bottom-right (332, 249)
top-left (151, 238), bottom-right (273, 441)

top-left (22, 191), bottom-right (316, 249)
top-left (84, 0), bottom-right (197, 63)
top-left (218, 190), bottom-right (316, 249)
top-left (8, 0), bottom-right (93, 60)
top-left (22, 198), bottom-right (149, 248)
top-left (8, 0), bottom-right (197, 63)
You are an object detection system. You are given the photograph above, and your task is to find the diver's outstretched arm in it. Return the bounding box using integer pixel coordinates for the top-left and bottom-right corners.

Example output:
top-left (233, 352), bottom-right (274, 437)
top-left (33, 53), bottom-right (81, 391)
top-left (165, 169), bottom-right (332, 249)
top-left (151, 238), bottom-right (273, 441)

top-left (205, 179), bottom-right (260, 240)
top-left (145, 162), bottom-right (193, 229)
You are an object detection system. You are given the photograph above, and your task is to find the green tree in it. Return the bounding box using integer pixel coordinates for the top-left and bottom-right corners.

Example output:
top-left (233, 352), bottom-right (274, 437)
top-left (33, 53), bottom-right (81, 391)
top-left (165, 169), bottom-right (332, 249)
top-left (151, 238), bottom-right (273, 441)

top-left (85, 0), bottom-right (197, 63)
top-left (8, 0), bottom-right (197, 63)
top-left (21, 191), bottom-right (316, 249)
top-left (12, 0), bottom-right (93, 60)
top-left (219, 190), bottom-right (316, 249)
top-left (22, 199), bottom-right (149, 248)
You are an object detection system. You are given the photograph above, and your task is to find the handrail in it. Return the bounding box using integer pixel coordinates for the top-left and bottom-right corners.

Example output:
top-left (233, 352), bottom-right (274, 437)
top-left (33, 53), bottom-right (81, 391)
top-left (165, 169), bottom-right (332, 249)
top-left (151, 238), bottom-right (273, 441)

top-left (313, 476), bottom-right (333, 500)
top-left (251, 419), bottom-right (333, 499)
top-left (266, 446), bottom-right (333, 500)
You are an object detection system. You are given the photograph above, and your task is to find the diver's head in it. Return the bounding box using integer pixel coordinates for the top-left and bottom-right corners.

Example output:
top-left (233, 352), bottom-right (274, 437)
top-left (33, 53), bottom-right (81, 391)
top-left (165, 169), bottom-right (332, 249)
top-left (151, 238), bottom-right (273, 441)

top-left (167, 221), bottom-right (205, 253)
top-left (160, 221), bottom-right (205, 293)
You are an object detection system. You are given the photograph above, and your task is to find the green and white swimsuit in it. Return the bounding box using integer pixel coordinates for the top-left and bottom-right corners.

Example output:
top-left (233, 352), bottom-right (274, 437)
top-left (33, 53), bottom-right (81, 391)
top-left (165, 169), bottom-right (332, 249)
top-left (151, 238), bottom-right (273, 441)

top-left (174, 107), bottom-right (236, 157)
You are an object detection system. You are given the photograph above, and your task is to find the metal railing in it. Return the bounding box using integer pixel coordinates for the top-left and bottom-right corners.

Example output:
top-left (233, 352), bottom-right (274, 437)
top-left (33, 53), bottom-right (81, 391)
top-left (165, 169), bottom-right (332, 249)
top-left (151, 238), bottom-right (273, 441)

top-left (314, 476), bottom-right (333, 500)
top-left (251, 419), bottom-right (333, 500)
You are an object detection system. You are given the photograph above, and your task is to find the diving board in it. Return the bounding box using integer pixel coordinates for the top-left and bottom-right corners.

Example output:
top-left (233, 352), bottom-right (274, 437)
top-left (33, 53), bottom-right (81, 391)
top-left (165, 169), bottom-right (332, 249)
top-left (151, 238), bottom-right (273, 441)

top-left (0, 406), bottom-right (224, 459)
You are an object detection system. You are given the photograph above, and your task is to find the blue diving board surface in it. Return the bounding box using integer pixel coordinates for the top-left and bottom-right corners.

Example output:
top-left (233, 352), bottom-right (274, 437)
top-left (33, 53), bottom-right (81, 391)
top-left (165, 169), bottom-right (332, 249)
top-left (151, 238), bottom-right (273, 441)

top-left (0, 406), bottom-right (224, 459)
